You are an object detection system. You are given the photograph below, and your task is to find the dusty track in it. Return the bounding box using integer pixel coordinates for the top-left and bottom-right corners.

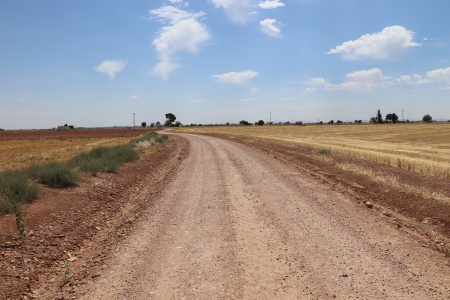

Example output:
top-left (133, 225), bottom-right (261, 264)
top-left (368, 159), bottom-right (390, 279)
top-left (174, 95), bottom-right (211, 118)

top-left (78, 133), bottom-right (450, 299)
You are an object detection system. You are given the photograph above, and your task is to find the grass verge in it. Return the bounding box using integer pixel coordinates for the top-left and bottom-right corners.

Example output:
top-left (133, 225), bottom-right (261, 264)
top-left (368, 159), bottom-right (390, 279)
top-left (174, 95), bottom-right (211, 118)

top-left (28, 162), bottom-right (79, 188)
top-left (0, 170), bottom-right (40, 214)
top-left (0, 131), bottom-right (168, 214)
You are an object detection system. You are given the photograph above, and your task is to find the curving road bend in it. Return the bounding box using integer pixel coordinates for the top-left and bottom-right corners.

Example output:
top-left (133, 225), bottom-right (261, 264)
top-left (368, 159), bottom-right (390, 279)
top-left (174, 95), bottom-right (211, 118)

top-left (80, 133), bottom-right (450, 299)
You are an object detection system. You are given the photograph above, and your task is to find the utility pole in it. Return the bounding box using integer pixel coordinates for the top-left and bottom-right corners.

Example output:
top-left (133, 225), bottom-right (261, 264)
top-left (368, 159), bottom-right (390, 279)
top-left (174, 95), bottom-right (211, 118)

top-left (133, 113), bottom-right (135, 129)
top-left (269, 111), bottom-right (272, 125)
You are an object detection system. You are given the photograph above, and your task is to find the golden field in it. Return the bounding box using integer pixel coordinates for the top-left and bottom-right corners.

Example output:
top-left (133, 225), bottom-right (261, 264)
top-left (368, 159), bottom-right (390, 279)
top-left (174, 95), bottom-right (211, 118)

top-left (0, 137), bottom-right (135, 172)
top-left (177, 123), bottom-right (450, 179)
top-left (0, 129), bottom-right (151, 172)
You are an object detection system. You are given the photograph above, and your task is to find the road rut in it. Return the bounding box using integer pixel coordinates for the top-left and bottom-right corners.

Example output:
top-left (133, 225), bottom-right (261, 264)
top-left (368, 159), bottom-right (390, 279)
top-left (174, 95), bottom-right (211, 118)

top-left (80, 134), bottom-right (450, 299)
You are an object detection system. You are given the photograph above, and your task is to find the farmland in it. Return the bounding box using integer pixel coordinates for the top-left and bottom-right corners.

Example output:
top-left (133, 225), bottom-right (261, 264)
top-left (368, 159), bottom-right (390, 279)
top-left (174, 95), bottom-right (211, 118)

top-left (0, 128), bottom-right (151, 172)
top-left (178, 123), bottom-right (450, 179)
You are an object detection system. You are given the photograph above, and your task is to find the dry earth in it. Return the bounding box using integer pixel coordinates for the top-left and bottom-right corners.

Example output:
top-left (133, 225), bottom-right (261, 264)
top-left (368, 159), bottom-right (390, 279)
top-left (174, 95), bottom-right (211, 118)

top-left (1, 133), bottom-right (450, 299)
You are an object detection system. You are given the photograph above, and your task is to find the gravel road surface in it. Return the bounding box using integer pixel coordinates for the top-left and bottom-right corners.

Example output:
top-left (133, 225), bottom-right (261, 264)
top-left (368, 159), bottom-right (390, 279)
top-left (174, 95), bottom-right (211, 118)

top-left (80, 134), bottom-right (450, 299)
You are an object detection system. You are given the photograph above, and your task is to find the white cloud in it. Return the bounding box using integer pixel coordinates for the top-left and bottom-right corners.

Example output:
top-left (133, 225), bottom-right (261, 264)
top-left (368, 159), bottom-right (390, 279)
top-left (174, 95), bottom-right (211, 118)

top-left (427, 67), bottom-right (450, 84)
top-left (150, 6), bottom-right (209, 79)
top-left (327, 26), bottom-right (421, 60)
top-left (397, 74), bottom-right (430, 84)
top-left (211, 0), bottom-right (256, 24)
top-left (129, 95), bottom-right (140, 99)
top-left (396, 67), bottom-right (450, 86)
top-left (212, 70), bottom-right (259, 86)
top-left (94, 60), bottom-right (127, 79)
top-left (307, 68), bottom-right (388, 93)
top-left (150, 6), bottom-right (204, 24)
top-left (258, 0), bottom-right (285, 9)
top-left (260, 19), bottom-right (280, 37)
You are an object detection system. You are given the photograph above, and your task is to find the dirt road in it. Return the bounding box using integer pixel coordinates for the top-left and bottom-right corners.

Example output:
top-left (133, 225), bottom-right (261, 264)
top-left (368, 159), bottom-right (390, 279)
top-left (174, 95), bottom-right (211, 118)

top-left (80, 134), bottom-right (450, 299)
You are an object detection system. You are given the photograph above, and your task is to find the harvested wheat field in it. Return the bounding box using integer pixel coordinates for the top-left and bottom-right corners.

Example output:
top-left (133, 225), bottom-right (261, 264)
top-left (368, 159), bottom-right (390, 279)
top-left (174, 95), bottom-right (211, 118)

top-left (178, 123), bottom-right (450, 179)
top-left (0, 128), bottom-right (151, 172)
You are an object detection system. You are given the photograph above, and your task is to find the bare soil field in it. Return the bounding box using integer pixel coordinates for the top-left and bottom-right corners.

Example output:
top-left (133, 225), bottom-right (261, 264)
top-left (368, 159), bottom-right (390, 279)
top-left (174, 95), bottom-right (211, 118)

top-left (0, 128), bottom-right (151, 141)
top-left (1, 129), bottom-right (450, 299)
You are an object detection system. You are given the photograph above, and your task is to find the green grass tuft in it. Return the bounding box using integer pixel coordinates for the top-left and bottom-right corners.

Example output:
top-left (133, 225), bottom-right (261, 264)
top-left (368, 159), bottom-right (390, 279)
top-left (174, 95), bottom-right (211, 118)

top-left (68, 145), bottom-right (140, 175)
top-left (28, 162), bottom-right (79, 188)
top-left (0, 170), bottom-right (39, 213)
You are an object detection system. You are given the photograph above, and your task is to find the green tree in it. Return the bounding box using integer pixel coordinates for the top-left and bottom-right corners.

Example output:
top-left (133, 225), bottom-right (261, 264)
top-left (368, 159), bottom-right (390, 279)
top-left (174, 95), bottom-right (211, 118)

top-left (141, 122), bottom-right (147, 128)
top-left (174, 121), bottom-right (182, 127)
top-left (165, 113), bottom-right (176, 126)
top-left (257, 120), bottom-right (265, 125)
top-left (422, 114), bottom-right (433, 122)
top-left (377, 109), bottom-right (383, 123)
top-left (392, 113), bottom-right (398, 123)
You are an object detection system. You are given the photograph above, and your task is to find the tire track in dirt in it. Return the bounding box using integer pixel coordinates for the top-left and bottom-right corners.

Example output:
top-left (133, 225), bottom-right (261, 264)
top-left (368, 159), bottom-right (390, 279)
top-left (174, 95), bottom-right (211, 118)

top-left (79, 134), bottom-right (450, 299)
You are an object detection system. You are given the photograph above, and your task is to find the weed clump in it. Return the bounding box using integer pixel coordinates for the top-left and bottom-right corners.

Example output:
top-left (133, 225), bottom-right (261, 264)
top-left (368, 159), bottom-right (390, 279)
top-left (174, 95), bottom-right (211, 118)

top-left (28, 162), bottom-right (79, 188)
top-left (69, 145), bottom-right (139, 175)
top-left (319, 148), bottom-right (331, 155)
top-left (0, 170), bottom-right (39, 214)
top-left (129, 131), bottom-right (168, 147)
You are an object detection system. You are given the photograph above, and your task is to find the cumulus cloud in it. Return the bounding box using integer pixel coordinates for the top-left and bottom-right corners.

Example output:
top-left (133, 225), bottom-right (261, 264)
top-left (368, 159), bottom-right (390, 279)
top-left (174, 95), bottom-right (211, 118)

top-left (328, 26), bottom-right (421, 60)
top-left (95, 60), bottom-right (127, 79)
top-left (258, 0), bottom-right (285, 9)
top-left (260, 19), bottom-right (280, 37)
top-left (150, 6), bottom-right (209, 79)
top-left (396, 67), bottom-right (450, 86)
top-left (212, 70), bottom-right (259, 86)
top-left (427, 67), bottom-right (450, 84)
top-left (211, 0), bottom-right (256, 24)
top-left (307, 68), bottom-right (388, 92)
top-left (397, 74), bottom-right (430, 84)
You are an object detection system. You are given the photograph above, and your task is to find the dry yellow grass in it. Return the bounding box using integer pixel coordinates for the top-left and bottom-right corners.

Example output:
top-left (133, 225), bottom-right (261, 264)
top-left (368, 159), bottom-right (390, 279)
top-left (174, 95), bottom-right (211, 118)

top-left (177, 123), bottom-right (450, 179)
top-left (0, 137), bottom-right (135, 172)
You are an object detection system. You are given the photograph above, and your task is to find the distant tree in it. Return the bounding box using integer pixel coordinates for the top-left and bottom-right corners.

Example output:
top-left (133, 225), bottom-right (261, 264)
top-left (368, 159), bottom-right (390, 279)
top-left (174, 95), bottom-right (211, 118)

top-left (226, 122), bottom-right (230, 126)
top-left (150, 122), bottom-right (155, 127)
top-left (386, 114), bottom-right (393, 122)
top-left (319, 121), bottom-right (323, 125)
top-left (257, 120), bottom-right (265, 125)
top-left (165, 113), bottom-right (176, 126)
top-left (68, 125), bottom-right (74, 129)
top-left (385, 113), bottom-right (399, 123)
top-left (336, 120), bottom-right (343, 124)
top-left (392, 113), bottom-right (398, 123)
top-left (328, 120), bottom-right (334, 124)
top-left (156, 121), bottom-right (161, 127)
top-left (174, 121), bottom-right (182, 127)
top-left (141, 122), bottom-right (147, 128)
top-left (422, 114), bottom-right (433, 122)
top-left (239, 120), bottom-right (250, 125)
top-left (358, 120), bottom-right (362, 124)
top-left (370, 117), bottom-right (377, 123)
top-left (377, 109), bottom-right (383, 123)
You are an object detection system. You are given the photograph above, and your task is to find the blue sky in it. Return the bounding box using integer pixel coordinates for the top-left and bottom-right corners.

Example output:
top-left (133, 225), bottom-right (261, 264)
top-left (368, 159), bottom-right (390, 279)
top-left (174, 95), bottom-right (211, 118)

top-left (1, 0), bottom-right (449, 129)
